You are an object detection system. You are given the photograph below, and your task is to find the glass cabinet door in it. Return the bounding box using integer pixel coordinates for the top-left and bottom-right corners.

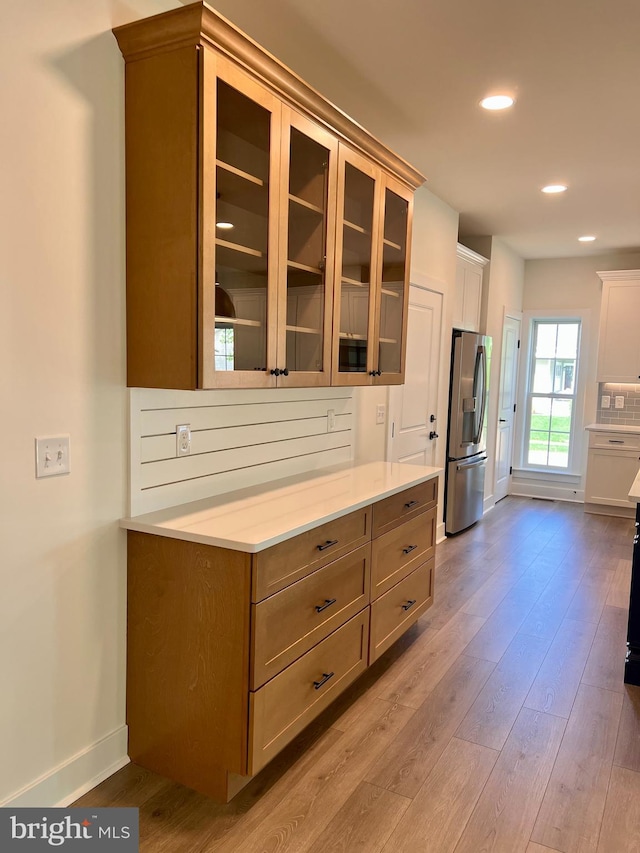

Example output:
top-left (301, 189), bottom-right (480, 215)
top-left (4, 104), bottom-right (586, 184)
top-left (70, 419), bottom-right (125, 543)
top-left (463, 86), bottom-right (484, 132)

top-left (332, 148), bottom-right (380, 385)
top-left (277, 108), bottom-right (338, 386)
top-left (200, 53), bottom-right (281, 387)
top-left (374, 176), bottom-right (412, 384)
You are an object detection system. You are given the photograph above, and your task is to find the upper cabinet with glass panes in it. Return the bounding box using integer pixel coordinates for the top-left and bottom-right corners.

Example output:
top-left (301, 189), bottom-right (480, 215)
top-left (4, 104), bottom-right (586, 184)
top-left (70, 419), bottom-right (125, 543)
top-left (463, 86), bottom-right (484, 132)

top-left (113, 3), bottom-right (425, 389)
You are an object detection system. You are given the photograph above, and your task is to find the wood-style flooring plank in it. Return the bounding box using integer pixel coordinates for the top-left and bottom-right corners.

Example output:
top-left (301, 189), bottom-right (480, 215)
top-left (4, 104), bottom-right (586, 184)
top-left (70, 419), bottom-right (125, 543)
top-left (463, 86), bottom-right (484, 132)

top-left (606, 558), bottom-right (632, 608)
top-left (464, 580), bottom-right (546, 663)
top-left (422, 567), bottom-right (493, 630)
top-left (377, 610), bottom-right (486, 709)
top-left (455, 632), bottom-right (551, 750)
top-left (526, 844), bottom-right (564, 853)
top-left (518, 573), bottom-right (583, 641)
top-left (530, 683), bottom-right (624, 853)
top-left (452, 707), bottom-right (566, 853)
top-left (72, 762), bottom-right (169, 809)
top-left (366, 654), bottom-right (495, 798)
top-left (524, 617), bottom-right (597, 719)
top-left (581, 605), bottom-right (628, 694)
top-left (137, 722), bottom-right (345, 852)
top-left (613, 685), bottom-right (640, 772)
top-left (564, 569), bottom-right (614, 624)
top-left (461, 568), bottom-right (524, 619)
top-left (305, 782), bottom-right (410, 853)
top-left (596, 765), bottom-right (640, 853)
top-left (216, 698), bottom-right (415, 853)
top-left (380, 737), bottom-right (497, 853)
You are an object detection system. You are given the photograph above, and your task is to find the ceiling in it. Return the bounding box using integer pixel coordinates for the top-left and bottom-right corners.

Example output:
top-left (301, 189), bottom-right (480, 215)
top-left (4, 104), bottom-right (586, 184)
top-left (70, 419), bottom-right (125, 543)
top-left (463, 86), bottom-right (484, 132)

top-left (190, 0), bottom-right (640, 259)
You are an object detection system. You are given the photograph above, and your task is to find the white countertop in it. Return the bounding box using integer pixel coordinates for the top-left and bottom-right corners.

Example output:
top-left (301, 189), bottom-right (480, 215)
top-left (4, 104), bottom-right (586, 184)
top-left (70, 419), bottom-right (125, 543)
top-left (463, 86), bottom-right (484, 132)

top-left (586, 423), bottom-right (640, 435)
top-left (630, 469), bottom-right (640, 502)
top-left (121, 461), bottom-right (442, 552)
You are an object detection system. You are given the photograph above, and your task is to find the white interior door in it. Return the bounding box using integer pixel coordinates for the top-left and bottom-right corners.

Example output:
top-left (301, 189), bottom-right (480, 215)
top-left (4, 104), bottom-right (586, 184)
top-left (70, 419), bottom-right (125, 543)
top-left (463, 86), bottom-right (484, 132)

top-left (494, 313), bottom-right (521, 501)
top-left (388, 284), bottom-right (442, 465)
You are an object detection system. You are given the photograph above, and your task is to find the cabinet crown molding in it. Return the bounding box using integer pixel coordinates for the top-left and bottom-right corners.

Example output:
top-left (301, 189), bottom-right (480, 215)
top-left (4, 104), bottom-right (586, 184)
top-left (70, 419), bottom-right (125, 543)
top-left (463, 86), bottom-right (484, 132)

top-left (597, 269), bottom-right (640, 282)
top-left (113, 1), bottom-right (426, 190)
top-left (456, 243), bottom-right (489, 266)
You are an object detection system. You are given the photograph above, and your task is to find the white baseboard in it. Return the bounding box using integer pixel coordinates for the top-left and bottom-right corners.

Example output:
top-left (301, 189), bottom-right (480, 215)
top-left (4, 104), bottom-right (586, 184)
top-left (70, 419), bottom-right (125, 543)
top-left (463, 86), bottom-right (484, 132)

top-left (1, 725), bottom-right (129, 808)
top-left (436, 521), bottom-right (446, 543)
top-left (510, 480), bottom-right (584, 503)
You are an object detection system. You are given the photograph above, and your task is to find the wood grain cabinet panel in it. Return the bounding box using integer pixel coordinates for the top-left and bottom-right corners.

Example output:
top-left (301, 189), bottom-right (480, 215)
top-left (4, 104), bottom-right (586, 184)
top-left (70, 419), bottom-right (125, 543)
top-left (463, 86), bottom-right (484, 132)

top-left (251, 543), bottom-right (371, 688)
top-left (249, 609), bottom-right (370, 774)
top-left (125, 477), bottom-right (438, 801)
top-left (113, 3), bottom-right (425, 390)
top-left (371, 506), bottom-right (436, 598)
top-left (372, 479), bottom-right (437, 537)
top-left (252, 506), bottom-right (370, 601)
top-left (370, 559), bottom-right (434, 662)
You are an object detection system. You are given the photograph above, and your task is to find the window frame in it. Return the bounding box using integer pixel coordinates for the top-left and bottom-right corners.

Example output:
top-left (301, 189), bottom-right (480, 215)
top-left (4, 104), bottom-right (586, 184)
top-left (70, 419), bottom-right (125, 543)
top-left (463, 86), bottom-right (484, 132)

top-left (515, 309), bottom-right (591, 477)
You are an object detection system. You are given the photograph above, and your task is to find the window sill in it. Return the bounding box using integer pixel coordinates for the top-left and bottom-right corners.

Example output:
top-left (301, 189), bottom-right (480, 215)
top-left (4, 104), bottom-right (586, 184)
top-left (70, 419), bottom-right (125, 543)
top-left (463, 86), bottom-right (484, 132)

top-left (512, 468), bottom-right (581, 484)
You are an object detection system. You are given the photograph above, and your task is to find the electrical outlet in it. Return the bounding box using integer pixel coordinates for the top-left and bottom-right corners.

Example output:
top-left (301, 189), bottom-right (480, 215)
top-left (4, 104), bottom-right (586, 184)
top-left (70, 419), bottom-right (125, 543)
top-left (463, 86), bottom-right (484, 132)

top-left (176, 424), bottom-right (191, 456)
top-left (35, 435), bottom-right (70, 478)
top-left (327, 409), bottom-right (336, 432)
top-left (601, 395), bottom-right (611, 409)
top-left (615, 396), bottom-right (625, 409)
top-left (376, 404), bottom-right (386, 425)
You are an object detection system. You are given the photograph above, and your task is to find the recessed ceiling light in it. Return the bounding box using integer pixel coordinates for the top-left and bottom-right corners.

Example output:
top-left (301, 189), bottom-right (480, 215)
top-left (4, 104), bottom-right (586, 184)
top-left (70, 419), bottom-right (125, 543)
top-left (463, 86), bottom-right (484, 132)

top-left (578, 235), bottom-right (596, 242)
top-left (541, 184), bottom-right (568, 194)
top-left (216, 221), bottom-right (234, 229)
top-left (480, 95), bottom-right (515, 111)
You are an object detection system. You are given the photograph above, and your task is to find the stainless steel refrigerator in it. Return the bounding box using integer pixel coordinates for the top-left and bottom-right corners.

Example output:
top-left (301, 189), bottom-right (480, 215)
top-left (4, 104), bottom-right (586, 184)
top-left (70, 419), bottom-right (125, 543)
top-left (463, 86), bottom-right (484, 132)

top-left (445, 329), bottom-right (490, 535)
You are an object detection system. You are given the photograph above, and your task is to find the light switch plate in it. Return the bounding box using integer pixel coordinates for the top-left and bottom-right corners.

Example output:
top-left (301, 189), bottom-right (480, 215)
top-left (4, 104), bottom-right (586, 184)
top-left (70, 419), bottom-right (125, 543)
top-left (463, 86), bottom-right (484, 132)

top-left (327, 409), bottom-right (336, 432)
top-left (601, 395), bottom-right (611, 409)
top-left (615, 395), bottom-right (625, 409)
top-left (35, 435), bottom-right (70, 478)
top-left (376, 404), bottom-right (386, 425)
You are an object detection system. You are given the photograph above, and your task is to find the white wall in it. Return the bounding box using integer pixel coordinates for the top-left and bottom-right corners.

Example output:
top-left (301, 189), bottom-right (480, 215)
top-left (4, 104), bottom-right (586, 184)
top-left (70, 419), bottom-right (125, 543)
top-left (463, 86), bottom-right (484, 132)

top-left (355, 187), bottom-right (459, 465)
top-left (463, 237), bottom-right (525, 508)
top-left (0, 0), bottom-right (179, 807)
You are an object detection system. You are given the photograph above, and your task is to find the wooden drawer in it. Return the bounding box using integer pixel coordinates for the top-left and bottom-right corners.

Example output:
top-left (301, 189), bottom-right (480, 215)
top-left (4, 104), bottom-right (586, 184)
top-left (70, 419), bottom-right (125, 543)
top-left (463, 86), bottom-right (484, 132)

top-left (252, 507), bottom-right (370, 601)
top-left (372, 478), bottom-right (437, 538)
top-left (370, 558), bottom-right (434, 663)
top-left (371, 506), bottom-right (436, 599)
top-left (248, 608), bottom-right (369, 774)
top-left (251, 543), bottom-right (371, 689)
top-left (589, 431), bottom-right (640, 451)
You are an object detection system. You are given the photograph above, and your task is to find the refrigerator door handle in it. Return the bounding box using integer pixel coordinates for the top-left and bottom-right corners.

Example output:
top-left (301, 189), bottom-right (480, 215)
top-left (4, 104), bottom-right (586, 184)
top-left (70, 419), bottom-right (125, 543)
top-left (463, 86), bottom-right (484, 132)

top-left (456, 455), bottom-right (487, 471)
top-left (472, 345), bottom-right (487, 446)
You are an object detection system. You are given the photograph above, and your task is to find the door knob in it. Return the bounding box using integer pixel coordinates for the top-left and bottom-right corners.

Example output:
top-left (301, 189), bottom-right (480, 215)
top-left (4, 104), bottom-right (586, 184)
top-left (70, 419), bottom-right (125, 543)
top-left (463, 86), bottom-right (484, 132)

top-left (429, 431), bottom-right (439, 440)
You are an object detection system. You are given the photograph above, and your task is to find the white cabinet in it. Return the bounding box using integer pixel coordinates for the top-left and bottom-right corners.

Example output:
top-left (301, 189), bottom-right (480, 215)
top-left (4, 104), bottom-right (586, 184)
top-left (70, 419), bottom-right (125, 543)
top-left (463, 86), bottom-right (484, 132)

top-left (454, 244), bottom-right (488, 332)
top-left (585, 430), bottom-right (640, 515)
top-left (597, 271), bottom-right (640, 382)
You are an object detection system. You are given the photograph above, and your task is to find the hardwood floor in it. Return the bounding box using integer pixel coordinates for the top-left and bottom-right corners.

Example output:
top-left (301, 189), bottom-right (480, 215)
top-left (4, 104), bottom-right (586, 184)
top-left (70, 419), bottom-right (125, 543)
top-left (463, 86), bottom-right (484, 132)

top-left (74, 497), bottom-right (640, 853)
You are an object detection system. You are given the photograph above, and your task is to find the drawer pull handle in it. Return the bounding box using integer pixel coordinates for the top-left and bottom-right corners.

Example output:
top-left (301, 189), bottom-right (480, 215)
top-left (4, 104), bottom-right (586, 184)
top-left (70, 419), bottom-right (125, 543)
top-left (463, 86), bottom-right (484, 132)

top-left (608, 439), bottom-right (625, 444)
top-left (315, 598), bottom-right (337, 613)
top-left (317, 539), bottom-right (339, 551)
top-left (313, 671), bottom-right (335, 690)
top-left (402, 599), bottom-right (417, 611)
top-left (402, 544), bottom-right (418, 555)
top-left (404, 500), bottom-right (420, 509)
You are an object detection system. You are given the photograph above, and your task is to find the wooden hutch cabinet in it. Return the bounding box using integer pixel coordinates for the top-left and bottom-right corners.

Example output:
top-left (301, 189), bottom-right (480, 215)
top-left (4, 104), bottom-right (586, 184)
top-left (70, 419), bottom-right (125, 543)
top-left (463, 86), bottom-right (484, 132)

top-left (114, 2), bottom-right (425, 389)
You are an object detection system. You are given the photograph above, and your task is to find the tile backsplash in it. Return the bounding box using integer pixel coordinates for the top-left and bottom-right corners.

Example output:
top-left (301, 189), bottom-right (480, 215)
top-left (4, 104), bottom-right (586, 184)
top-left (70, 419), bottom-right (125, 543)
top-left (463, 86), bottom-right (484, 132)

top-left (596, 383), bottom-right (640, 423)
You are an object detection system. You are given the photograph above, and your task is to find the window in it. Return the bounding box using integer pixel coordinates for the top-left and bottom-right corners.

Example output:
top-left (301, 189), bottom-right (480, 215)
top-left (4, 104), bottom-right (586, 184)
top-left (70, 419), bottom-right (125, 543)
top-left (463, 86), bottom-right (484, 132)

top-left (214, 327), bottom-right (234, 371)
top-left (525, 320), bottom-right (580, 469)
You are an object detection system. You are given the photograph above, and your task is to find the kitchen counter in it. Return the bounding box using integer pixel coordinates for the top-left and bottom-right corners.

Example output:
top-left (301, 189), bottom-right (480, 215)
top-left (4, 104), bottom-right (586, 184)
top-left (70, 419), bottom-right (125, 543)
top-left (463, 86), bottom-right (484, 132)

top-left (585, 422), bottom-right (640, 435)
top-left (629, 469), bottom-right (640, 502)
top-left (121, 461), bottom-right (442, 552)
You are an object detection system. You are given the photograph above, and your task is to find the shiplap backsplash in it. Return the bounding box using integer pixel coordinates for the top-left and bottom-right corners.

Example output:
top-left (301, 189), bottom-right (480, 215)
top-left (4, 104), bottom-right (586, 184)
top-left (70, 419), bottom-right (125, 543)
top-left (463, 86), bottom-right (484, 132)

top-left (129, 387), bottom-right (354, 515)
